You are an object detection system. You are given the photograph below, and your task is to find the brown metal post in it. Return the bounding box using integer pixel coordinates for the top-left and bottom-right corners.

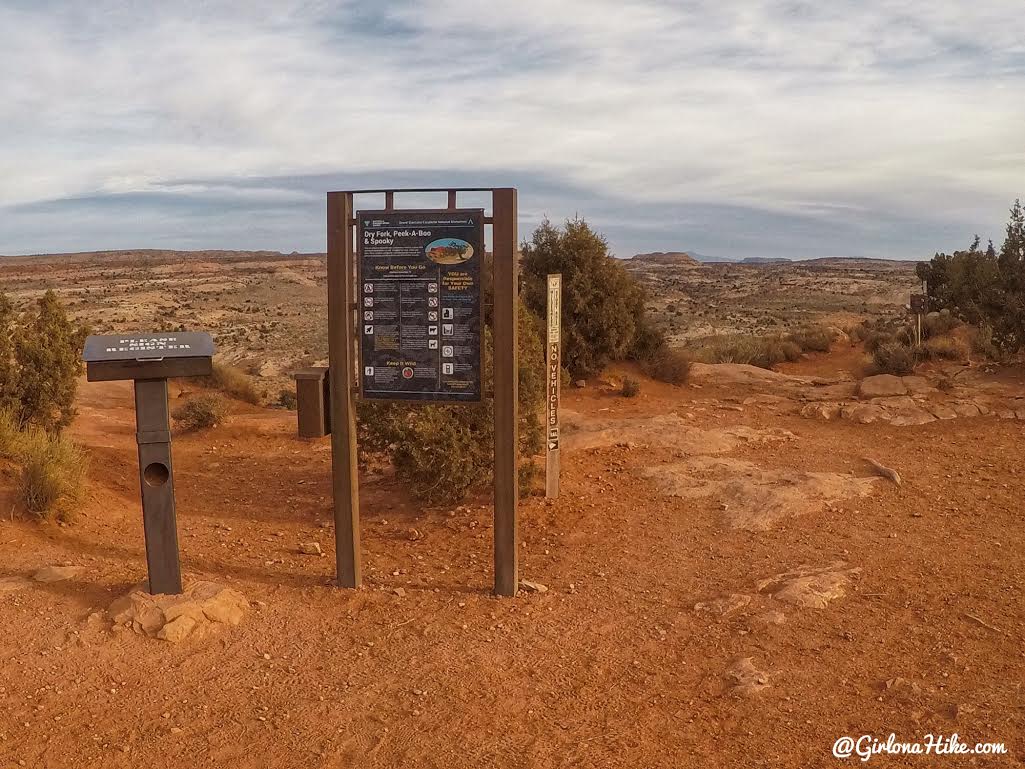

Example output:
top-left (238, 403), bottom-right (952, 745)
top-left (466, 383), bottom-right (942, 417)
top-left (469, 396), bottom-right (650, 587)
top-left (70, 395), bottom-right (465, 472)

top-left (133, 378), bottom-right (182, 595)
top-left (492, 188), bottom-right (519, 596)
top-left (327, 192), bottom-right (362, 588)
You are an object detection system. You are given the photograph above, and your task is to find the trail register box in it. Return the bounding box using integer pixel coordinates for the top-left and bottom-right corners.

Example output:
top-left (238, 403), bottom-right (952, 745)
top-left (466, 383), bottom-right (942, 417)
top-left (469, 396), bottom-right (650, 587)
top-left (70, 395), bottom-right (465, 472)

top-left (357, 209), bottom-right (483, 402)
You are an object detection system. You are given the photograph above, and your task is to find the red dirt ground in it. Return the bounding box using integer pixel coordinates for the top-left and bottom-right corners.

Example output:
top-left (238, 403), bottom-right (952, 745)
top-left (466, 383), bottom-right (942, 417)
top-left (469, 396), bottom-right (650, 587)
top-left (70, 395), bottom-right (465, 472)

top-left (1, 358), bottom-right (1024, 768)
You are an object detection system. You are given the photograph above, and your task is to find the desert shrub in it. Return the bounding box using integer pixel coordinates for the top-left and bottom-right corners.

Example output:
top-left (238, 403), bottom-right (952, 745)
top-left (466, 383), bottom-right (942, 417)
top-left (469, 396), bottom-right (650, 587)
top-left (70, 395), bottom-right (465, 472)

top-left (871, 342), bottom-right (917, 375)
top-left (862, 331), bottom-right (894, 354)
top-left (0, 290), bottom-right (89, 432)
top-left (787, 326), bottom-right (834, 353)
top-left (357, 301), bottom-right (544, 503)
top-left (521, 218), bottom-right (649, 378)
top-left (921, 312), bottom-right (959, 339)
top-left (917, 200), bottom-right (1025, 351)
top-left (638, 346), bottom-right (691, 384)
top-left (920, 335), bottom-right (970, 362)
top-left (172, 395), bottom-right (228, 431)
top-left (621, 377), bottom-right (640, 397)
top-left (196, 361), bottom-right (261, 405)
top-left (277, 389), bottom-right (298, 410)
top-left (0, 408), bottom-right (22, 459)
top-left (18, 428), bottom-right (87, 522)
top-left (692, 334), bottom-right (789, 369)
top-left (970, 324), bottom-right (999, 359)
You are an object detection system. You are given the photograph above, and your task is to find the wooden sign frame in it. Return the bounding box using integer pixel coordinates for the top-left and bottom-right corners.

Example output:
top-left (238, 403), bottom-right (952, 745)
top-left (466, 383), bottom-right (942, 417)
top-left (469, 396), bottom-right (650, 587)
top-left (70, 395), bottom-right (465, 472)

top-left (326, 188), bottom-right (520, 596)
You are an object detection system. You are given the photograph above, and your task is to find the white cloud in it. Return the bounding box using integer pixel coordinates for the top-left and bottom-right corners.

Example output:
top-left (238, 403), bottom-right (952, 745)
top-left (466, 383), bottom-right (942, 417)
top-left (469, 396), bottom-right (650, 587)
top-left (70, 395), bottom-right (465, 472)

top-left (0, 0), bottom-right (1023, 256)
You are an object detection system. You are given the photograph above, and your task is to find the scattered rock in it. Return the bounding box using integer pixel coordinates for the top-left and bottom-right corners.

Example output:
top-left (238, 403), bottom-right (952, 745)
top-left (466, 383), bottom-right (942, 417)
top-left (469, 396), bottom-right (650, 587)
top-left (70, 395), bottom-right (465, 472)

top-left (751, 609), bottom-right (786, 627)
top-left (724, 656), bottom-right (771, 696)
top-left (886, 405), bottom-right (936, 427)
top-left (694, 593), bottom-right (751, 616)
top-left (930, 404), bottom-right (958, 420)
top-left (520, 580), bottom-right (548, 594)
top-left (756, 562), bottom-right (861, 609)
top-left (858, 374), bottom-right (907, 399)
top-left (392, 587), bottom-right (406, 597)
top-left (298, 542), bottom-right (322, 556)
top-left (951, 401), bottom-right (981, 418)
top-left (108, 581), bottom-right (249, 643)
top-left (33, 565), bottom-right (84, 583)
top-left (841, 403), bottom-right (886, 424)
top-left (573, 380), bottom-right (586, 389)
top-left (800, 402), bottom-right (842, 420)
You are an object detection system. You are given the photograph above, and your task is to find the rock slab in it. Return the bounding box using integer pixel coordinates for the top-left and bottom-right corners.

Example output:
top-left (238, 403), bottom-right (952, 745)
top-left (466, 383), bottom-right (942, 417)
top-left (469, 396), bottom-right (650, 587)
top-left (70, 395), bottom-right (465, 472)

top-left (109, 581), bottom-right (249, 643)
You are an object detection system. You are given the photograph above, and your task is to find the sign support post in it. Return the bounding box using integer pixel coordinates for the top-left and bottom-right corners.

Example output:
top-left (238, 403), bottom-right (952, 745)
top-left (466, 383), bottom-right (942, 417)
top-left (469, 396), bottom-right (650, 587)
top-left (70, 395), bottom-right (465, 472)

top-left (327, 191), bottom-right (362, 588)
top-left (545, 274), bottom-right (562, 499)
top-left (492, 188), bottom-right (519, 597)
top-left (134, 378), bottom-right (183, 595)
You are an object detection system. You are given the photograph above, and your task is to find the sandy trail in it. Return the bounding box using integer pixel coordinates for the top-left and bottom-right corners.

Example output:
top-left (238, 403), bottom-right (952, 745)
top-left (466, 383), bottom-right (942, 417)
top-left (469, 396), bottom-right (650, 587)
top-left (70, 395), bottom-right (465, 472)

top-left (1, 359), bottom-right (1023, 767)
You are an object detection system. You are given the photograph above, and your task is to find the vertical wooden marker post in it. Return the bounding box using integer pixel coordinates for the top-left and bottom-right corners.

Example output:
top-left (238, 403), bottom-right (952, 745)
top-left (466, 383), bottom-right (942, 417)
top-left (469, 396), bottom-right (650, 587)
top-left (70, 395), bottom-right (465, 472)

top-left (545, 274), bottom-right (562, 499)
top-left (492, 188), bottom-right (519, 596)
top-left (326, 192), bottom-right (362, 588)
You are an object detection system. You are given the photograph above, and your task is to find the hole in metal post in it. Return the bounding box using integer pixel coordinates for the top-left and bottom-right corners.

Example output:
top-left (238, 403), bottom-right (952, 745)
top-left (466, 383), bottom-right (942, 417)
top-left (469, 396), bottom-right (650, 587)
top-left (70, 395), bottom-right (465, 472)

top-left (143, 462), bottom-right (170, 487)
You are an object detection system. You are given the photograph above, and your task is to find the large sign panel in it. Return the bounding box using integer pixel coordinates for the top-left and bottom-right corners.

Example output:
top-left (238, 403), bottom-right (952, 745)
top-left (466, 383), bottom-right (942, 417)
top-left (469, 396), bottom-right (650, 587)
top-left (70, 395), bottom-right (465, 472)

top-left (357, 210), bottom-right (483, 402)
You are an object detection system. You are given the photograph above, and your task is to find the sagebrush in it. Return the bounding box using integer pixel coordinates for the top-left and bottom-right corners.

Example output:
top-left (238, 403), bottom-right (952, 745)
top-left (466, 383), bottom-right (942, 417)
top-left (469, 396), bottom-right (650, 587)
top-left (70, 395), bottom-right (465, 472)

top-left (173, 395), bottom-right (229, 431)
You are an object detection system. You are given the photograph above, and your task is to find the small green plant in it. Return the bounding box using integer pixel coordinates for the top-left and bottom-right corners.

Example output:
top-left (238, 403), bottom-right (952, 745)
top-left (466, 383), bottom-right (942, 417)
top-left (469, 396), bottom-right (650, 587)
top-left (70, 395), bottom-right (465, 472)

top-left (277, 389), bottom-right (298, 410)
top-left (621, 377), bottom-right (640, 397)
top-left (871, 341), bottom-right (917, 375)
top-left (172, 395), bottom-right (228, 431)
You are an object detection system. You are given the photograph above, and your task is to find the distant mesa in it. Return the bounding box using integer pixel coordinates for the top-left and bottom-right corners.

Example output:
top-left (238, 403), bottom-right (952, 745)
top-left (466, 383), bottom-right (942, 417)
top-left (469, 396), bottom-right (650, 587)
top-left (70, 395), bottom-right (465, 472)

top-left (628, 251), bottom-right (702, 266)
top-left (627, 251), bottom-right (792, 265)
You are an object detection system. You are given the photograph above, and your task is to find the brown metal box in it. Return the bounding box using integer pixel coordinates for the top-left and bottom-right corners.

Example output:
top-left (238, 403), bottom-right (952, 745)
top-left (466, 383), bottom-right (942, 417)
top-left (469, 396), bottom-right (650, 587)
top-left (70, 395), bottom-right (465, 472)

top-left (295, 367), bottom-right (331, 438)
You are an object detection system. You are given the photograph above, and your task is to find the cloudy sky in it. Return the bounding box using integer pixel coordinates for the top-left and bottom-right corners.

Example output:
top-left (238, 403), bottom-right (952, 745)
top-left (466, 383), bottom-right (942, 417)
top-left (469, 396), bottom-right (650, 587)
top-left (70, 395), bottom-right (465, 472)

top-left (1, 1), bottom-right (1022, 259)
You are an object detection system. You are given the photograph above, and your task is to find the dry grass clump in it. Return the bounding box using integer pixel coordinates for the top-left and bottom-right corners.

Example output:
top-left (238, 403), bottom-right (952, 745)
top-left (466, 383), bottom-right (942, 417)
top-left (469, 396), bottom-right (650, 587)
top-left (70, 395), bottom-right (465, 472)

top-left (172, 394), bottom-right (229, 431)
top-left (871, 342), bottom-right (917, 375)
top-left (1, 409), bottom-right (86, 522)
top-left (196, 361), bottom-right (262, 405)
top-left (689, 325), bottom-right (836, 370)
top-left (787, 326), bottom-right (835, 353)
top-left (621, 377), bottom-right (640, 397)
top-left (20, 431), bottom-right (87, 522)
top-left (637, 346), bottom-right (691, 384)
top-left (921, 312), bottom-right (960, 339)
top-left (920, 335), bottom-right (970, 362)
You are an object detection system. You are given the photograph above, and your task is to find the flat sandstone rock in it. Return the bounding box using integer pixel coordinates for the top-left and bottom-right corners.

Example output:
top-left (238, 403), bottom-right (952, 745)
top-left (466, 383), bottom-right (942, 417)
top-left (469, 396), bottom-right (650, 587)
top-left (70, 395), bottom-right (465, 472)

top-left (858, 374), bottom-right (907, 398)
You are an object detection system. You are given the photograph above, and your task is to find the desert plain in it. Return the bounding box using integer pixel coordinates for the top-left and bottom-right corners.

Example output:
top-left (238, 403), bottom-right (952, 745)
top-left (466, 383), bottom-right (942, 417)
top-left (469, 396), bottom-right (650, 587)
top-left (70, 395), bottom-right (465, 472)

top-left (1, 250), bottom-right (1023, 768)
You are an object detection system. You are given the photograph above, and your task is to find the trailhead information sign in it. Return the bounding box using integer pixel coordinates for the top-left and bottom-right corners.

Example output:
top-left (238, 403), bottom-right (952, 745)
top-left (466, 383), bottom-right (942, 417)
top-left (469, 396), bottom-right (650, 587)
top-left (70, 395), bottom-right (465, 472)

top-left (357, 209), bottom-right (484, 402)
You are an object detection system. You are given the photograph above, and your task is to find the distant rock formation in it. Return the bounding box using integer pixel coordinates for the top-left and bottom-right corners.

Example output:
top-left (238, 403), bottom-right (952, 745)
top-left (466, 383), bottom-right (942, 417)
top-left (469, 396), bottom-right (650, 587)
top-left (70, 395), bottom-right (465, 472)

top-left (627, 251), bottom-right (701, 266)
